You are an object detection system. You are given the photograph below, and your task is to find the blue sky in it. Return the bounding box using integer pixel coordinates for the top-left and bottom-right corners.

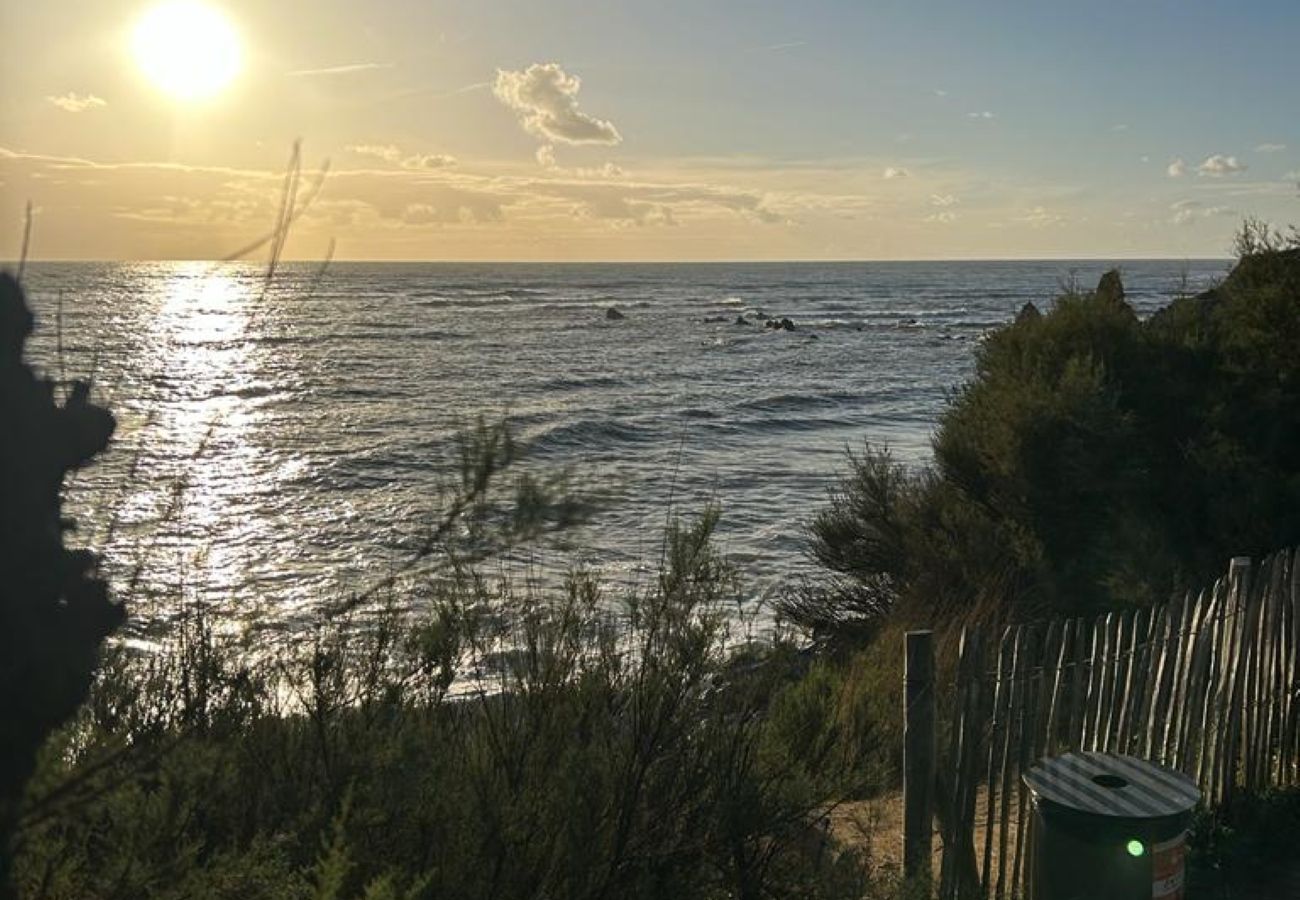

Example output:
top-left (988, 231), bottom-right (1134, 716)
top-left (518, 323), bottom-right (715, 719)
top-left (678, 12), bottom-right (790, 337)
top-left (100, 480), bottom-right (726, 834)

top-left (2, 0), bottom-right (1297, 259)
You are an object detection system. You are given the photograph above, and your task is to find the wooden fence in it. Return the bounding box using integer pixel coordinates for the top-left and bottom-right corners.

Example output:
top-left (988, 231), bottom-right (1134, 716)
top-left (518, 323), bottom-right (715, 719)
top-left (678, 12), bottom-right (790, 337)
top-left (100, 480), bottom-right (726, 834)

top-left (903, 546), bottom-right (1300, 899)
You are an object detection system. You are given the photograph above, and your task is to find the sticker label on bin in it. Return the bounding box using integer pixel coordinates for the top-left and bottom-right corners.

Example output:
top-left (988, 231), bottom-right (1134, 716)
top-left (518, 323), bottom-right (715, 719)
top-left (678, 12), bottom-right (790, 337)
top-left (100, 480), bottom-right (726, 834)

top-left (1151, 833), bottom-right (1186, 899)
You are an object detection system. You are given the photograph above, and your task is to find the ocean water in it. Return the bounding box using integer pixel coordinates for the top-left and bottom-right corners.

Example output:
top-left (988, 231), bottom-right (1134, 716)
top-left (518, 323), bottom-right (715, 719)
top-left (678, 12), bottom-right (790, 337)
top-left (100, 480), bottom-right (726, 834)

top-left (19, 259), bottom-right (1228, 635)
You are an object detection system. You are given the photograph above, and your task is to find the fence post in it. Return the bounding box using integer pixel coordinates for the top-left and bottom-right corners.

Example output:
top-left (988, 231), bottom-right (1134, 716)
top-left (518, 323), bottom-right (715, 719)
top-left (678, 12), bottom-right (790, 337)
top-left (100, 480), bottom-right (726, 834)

top-left (904, 630), bottom-right (936, 887)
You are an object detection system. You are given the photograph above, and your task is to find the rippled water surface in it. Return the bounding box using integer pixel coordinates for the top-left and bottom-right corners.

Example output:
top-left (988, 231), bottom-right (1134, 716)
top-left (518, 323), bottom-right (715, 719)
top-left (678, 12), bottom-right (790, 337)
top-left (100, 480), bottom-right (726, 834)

top-left (21, 260), bottom-right (1228, 633)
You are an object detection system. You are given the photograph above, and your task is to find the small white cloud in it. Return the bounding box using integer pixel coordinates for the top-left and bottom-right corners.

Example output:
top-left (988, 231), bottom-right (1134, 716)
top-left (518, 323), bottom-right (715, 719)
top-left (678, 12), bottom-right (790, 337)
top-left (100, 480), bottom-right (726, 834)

top-left (1284, 170), bottom-right (1300, 182)
top-left (1167, 158), bottom-right (1187, 178)
top-left (1256, 143), bottom-right (1287, 153)
top-left (401, 153), bottom-right (457, 170)
top-left (966, 111), bottom-right (994, 120)
top-left (934, 89), bottom-right (949, 98)
top-left (347, 144), bottom-right (403, 163)
top-left (1170, 199), bottom-right (1234, 225)
top-left (1140, 155), bottom-right (1151, 163)
top-left (1111, 124), bottom-right (1129, 132)
top-left (536, 144), bottom-right (557, 168)
top-left (494, 63), bottom-right (622, 146)
top-left (1017, 206), bottom-right (1066, 228)
top-left (929, 193), bottom-right (959, 207)
top-left (883, 167), bottom-right (908, 179)
top-left (348, 144), bottom-right (456, 169)
top-left (575, 161), bottom-right (623, 178)
top-left (925, 211), bottom-right (957, 224)
top-left (47, 92), bottom-right (106, 113)
top-left (1196, 154), bottom-right (1246, 176)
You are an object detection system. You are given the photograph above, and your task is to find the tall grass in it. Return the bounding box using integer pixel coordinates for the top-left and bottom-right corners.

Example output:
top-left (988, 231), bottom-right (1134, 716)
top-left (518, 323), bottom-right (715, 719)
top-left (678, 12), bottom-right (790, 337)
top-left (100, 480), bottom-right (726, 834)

top-left (11, 509), bottom-right (890, 899)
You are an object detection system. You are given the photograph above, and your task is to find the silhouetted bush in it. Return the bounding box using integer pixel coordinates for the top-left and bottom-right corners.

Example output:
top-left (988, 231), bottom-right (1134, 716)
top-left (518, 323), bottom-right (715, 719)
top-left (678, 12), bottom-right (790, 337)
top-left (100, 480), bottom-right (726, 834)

top-left (792, 228), bottom-right (1300, 636)
top-left (1, 272), bottom-right (120, 894)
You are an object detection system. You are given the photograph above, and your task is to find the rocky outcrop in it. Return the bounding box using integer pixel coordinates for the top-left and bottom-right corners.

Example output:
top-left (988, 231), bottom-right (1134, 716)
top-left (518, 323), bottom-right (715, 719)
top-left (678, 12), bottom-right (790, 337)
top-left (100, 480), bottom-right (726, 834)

top-left (1, 272), bottom-right (119, 889)
top-left (1096, 269), bottom-right (1126, 305)
top-left (605, 307), bottom-right (625, 321)
top-left (764, 317), bottom-right (796, 332)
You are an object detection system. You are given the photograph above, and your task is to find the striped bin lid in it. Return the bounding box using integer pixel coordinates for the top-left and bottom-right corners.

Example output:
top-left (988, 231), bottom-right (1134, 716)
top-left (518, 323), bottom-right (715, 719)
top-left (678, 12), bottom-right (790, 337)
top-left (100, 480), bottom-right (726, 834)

top-left (1023, 752), bottom-right (1201, 819)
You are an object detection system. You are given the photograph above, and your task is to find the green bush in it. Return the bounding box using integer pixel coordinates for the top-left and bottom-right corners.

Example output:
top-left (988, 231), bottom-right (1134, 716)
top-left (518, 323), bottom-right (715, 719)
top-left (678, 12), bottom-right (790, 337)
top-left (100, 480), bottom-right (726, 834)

top-left (11, 510), bottom-right (880, 900)
top-left (793, 230), bottom-right (1300, 634)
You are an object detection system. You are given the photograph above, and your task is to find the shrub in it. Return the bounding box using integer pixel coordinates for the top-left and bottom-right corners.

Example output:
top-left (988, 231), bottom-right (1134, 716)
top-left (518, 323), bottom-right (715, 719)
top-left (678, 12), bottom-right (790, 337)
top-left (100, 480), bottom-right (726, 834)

top-left (793, 228), bottom-right (1300, 636)
top-left (11, 510), bottom-right (878, 899)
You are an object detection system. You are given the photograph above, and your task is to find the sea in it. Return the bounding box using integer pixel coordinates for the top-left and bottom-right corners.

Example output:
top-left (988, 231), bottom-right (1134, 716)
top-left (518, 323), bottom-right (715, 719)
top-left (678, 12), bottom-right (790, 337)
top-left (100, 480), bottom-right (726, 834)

top-left (19, 259), bottom-right (1229, 637)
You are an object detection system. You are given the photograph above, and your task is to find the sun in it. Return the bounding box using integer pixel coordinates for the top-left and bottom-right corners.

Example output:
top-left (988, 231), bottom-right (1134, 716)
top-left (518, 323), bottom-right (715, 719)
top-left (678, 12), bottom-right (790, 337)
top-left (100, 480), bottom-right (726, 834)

top-left (132, 1), bottom-right (242, 101)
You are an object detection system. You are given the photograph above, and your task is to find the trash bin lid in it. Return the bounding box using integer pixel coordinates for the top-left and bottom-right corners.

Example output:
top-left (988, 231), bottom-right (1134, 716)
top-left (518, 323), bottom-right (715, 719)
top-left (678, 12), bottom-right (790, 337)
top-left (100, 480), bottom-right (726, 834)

top-left (1023, 752), bottom-right (1200, 819)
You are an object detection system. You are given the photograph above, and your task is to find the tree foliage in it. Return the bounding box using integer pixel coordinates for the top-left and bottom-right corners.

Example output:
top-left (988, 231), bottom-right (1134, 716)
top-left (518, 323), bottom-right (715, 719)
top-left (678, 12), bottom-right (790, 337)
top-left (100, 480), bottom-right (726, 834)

top-left (794, 233), bottom-right (1300, 635)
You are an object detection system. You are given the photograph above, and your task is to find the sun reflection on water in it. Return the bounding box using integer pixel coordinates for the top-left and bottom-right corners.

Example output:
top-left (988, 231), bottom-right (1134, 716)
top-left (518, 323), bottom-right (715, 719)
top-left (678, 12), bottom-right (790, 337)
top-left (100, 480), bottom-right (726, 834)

top-left (107, 262), bottom-right (291, 635)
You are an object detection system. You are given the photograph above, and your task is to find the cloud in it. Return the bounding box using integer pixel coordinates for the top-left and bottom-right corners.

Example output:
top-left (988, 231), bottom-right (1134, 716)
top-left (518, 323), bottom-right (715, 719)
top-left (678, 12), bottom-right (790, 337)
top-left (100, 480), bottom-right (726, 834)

top-left (520, 177), bottom-right (778, 226)
top-left (1196, 154), bottom-right (1246, 176)
top-left (1167, 158), bottom-right (1187, 178)
top-left (751, 41), bottom-right (806, 52)
top-left (1016, 206), bottom-right (1066, 228)
top-left (883, 167), bottom-right (908, 179)
top-left (347, 144), bottom-right (456, 170)
top-left (1170, 199), bottom-right (1234, 225)
top-left (933, 89), bottom-right (948, 98)
top-left (493, 63), bottom-right (622, 146)
top-left (967, 111), bottom-right (994, 120)
top-left (289, 62), bottom-right (394, 77)
top-left (401, 153), bottom-right (457, 170)
top-left (347, 144), bottom-right (403, 163)
top-left (925, 211), bottom-right (957, 224)
top-left (536, 145), bottom-right (557, 168)
top-left (930, 193), bottom-right (959, 207)
top-left (1256, 143), bottom-right (1287, 153)
top-left (1111, 124), bottom-right (1129, 132)
top-left (47, 93), bottom-right (107, 113)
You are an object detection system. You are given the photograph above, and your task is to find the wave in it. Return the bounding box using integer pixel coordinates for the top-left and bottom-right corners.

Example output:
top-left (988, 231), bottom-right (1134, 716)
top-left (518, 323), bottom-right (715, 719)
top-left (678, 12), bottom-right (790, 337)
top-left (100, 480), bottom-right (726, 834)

top-left (527, 417), bottom-right (656, 456)
top-left (536, 374), bottom-right (630, 391)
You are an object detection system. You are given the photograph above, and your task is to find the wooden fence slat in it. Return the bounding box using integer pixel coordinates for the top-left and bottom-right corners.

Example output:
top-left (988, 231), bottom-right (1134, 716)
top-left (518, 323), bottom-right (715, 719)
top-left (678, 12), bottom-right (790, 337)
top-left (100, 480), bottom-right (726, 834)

top-left (1220, 558), bottom-right (1255, 806)
top-left (994, 627), bottom-right (1027, 900)
top-left (1140, 602), bottom-right (1172, 759)
top-left (1082, 615), bottom-right (1110, 751)
top-left (1186, 581), bottom-right (1222, 781)
top-left (1263, 553), bottom-right (1287, 789)
top-left (980, 628), bottom-right (1014, 898)
top-left (1282, 549), bottom-right (1300, 785)
top-left (939, 628), bottom-right (983, 900)
top-left (1149, 596), bottom-right (1184, 762)
top-left (1164, 590), bottom-right (1200, 765)
top-left (1066, 617), bottom-right (1088, 750)
top-left (1013, 624), bottom-right (1052, 895)
top-left (1042, 619), bottom-right (1071, 757)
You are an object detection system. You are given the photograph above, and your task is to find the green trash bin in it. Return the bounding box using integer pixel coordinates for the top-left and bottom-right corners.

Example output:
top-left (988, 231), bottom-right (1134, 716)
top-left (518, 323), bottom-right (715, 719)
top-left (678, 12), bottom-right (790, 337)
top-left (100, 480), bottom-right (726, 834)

top-left (1023, 752), bottom-right (1200, 900)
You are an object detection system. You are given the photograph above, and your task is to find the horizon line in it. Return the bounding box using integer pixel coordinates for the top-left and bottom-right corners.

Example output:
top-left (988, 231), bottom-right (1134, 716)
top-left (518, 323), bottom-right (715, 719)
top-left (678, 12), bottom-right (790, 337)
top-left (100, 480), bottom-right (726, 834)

top-left (16, 255), bottom-right (1236, 266)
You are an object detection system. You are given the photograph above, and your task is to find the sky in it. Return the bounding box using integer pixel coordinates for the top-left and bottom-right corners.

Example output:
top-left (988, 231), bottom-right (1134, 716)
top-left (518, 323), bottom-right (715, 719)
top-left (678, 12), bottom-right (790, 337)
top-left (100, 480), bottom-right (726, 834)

top-left (1, 0), bottom-right (1298, 261)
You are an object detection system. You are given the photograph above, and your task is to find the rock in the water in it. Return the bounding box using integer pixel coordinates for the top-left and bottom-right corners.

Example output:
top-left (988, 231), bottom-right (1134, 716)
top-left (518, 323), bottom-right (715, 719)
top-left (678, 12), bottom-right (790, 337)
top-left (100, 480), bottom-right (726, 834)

top-left (734, 314), bottom-right (750, 326)
top-left (605, 307), bottom-right (625, 321)
top-left (1016, 301), bottom-right (1042, 323)
top-left (703, 315), bottom-right (730, 323)
top-left (1095, 270), bottom-right (1125, 304)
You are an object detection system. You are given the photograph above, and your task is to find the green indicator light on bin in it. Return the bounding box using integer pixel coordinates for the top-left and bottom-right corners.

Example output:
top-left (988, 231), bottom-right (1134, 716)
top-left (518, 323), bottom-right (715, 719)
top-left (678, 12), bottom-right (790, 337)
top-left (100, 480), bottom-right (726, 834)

top-left (1125, 840), bottom-right (1146, 858)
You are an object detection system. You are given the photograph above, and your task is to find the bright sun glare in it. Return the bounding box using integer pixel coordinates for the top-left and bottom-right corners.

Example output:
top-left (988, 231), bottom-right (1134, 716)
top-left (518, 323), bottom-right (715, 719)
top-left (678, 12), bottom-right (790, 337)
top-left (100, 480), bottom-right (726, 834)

top-left (132, 1), bottom-right (241, 101)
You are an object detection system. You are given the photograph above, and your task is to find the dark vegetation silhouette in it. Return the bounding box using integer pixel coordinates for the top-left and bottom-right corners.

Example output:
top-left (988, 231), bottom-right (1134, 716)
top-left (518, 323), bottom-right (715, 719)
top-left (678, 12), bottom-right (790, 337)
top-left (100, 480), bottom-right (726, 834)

top-left (787, 225), bottom-right (1300, 639)
top-left (0, 271), bottom-right (119, 897)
